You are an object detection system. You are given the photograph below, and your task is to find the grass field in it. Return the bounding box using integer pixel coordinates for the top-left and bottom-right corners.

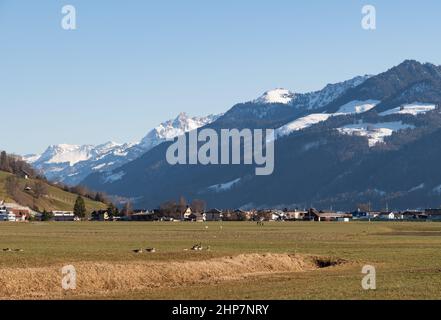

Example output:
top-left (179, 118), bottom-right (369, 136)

top-left (1, 221), bottom-right (441, 300)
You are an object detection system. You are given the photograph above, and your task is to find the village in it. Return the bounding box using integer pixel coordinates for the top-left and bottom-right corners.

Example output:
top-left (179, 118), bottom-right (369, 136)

top-left (2, 199), bottom-right (441, 223)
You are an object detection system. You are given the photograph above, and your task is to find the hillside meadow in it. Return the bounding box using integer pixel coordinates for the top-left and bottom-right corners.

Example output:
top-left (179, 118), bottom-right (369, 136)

top-left (0, 221), bottom-right (441, 299)
top-left (0, 171), bottom-right (106, 213)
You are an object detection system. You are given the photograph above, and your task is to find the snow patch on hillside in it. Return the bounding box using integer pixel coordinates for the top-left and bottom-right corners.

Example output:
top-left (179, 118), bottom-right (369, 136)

top-left (276, 114), bottom-right (332, 138)
top-left (276, 100), bottom-right (381, 139)
top-left (208, 178), bottom-right (241, 192)
top-left (103, 171), bottom-right (125, 183)
top-left (379, 103), bottom-right (436, 116)
top-left (336, 100), bottom-right (380, 115)
top-left (409, 183), bottom-right (425, 192)
top-left (337, 121), bottom-right (415, 147)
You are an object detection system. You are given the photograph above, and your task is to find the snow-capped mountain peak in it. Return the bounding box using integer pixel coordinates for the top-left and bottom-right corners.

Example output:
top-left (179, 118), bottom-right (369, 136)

top-left (26, 112), bottom-right (220, 185)
top-left (140, 112), bottom-right (220, 149)
top-left (254, 88), bottom-right (295, 104)
top-left (36, 144), bottom-right (95, 166)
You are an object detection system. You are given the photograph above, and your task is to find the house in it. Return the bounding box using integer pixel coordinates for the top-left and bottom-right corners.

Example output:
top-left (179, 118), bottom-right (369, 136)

top-left (377, 212), bottom-right (401, 220)
top-left (204, 209), bottom-right (223, 221)
top-left (271, 210), bottom-right (286, 221)
top-left (53, 211), bottom-right (75, 222)
top-left (183, 207), bottom-right (193, 220)
top-left (352, 210), bottom-right (372, 220)
top-left (7, 208), bottom-right (30, 221)
top-left (284, 209), bottom-right (306, 221)
top-left (306, 208), bottom-right (352, 222)
top-left (254, 210), bottom-right (273, 221)
top-left (234, 209), bottom-right (253, 221)
top-left (131, 211), bottom-right (156, 221)
top-left (20, 169), bottom-right (31, 180)
top-left (402, 210), bottom-right (425, 220)
top-left (0, 207), bottom-right (16, 222)
top-left (188, 212), bottom-right (205, 222)
top-left (91, 210), bottom-right (110, 221)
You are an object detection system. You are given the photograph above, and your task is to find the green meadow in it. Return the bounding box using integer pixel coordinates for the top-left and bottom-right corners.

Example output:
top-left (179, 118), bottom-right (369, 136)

top-left (0, 221), bottom-right (440, 299)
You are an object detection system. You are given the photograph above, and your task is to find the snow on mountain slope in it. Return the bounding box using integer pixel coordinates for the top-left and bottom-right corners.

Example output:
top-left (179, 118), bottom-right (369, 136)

top-left (254, 89), bottom-right (295, 104)
top-left (336, 100), bottom-right (380, 115)
top-left (35, 144), bottom-right (95, 166)
top-left (207, 178), bottom-right (242, 193)
top-left (139, 113), bottom-right (220, 150)
top-left (294, 75), bottom-right (372, 110)
top-left (275, 100), bottom-right (381, 139)
top-left (379, 103), bottom-right (436, 116)
top-left (276, 113), bottom-right (332, 138)
top-left (27, 113), bottom-right (219, 185)
top-left (250, 76), bottom-right (371, 108)
top-left (337, 121), bottom-right (415, 147)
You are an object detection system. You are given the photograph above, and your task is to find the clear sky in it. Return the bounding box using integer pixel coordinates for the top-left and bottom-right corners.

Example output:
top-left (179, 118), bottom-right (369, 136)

top-left (1, 0), bottom-right (441, 154)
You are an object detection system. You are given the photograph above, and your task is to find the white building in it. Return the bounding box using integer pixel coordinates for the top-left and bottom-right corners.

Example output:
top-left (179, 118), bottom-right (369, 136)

top-left (53, 211), bottom-right (76, 222)
top-left (0, 208), bottom-right (17, 222)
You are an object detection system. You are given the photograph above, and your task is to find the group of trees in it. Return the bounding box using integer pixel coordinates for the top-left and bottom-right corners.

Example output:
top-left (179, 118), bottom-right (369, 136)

top-left (0, 151), bottom-right (37, 177)
top-left (159, 196), bottom-right (207, 219)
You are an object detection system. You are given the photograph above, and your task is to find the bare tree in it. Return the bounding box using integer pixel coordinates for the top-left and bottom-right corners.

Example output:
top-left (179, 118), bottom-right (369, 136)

top-left (177, 196), bottom-right (187, 215)
top-left (34, 181), bottom-right (48, 199)
top-left (191, 199), bottom-right (206, 213)
top-left (160, 200), bottom-right (178, 218)
top-left (5, 176), bottom-right (19, 197)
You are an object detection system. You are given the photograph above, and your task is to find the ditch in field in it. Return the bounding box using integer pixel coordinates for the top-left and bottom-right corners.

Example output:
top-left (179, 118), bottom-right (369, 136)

top-left (0, 253), bottom-right (347, 299)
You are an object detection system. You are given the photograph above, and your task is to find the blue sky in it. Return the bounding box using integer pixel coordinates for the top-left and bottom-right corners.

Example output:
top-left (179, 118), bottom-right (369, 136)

top-left (1, 0), bottom-right (441, 154)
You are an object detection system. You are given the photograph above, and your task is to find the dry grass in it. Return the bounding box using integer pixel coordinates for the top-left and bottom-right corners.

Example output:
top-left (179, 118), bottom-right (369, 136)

top-left (0, 253), bottom-right (324, 299)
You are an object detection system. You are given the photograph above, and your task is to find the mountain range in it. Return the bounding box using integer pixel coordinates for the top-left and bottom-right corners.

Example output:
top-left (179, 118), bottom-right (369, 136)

top-left (26, 60), bottom-right (441, 210)
top-left (25, 113), bottom-right (219, 185)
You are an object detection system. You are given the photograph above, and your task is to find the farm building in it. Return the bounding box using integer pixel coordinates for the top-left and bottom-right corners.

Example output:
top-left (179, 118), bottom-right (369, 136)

top-left (306, 209), bottom-right (352, 222)
top-left (130, 211), bottom-right (156, 221)
top-left (52, 211), bottom-right (76, 222)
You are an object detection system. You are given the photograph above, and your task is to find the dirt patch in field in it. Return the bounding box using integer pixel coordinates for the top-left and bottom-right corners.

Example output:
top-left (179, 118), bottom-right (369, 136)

top-left (0, 253), bottom-right (345, 299)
